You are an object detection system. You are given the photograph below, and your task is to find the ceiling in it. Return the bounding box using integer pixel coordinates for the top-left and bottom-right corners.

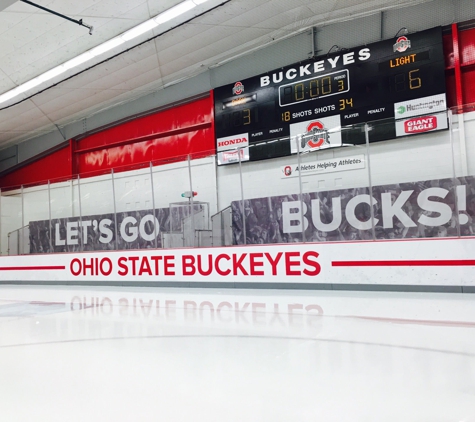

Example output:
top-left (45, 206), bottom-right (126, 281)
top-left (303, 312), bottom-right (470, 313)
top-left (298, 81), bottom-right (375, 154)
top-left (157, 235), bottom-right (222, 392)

top-left (0, 0), bottom-right (432, 151)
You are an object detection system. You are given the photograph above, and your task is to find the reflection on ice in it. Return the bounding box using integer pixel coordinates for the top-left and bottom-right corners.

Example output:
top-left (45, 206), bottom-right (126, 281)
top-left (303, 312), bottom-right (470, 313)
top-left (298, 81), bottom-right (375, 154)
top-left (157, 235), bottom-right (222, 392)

top-left (1, 286), bottom-right (474, 422)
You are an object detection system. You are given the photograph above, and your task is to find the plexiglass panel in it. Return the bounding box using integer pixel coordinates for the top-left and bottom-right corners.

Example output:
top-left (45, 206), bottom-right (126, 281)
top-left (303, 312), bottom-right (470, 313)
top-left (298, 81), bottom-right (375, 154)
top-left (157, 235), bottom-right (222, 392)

top-left (187, 152), bottom-right (216, 248)
top-left (368, 114), bottom-right (458, 239)
top-left (5, 104), bottom-right (475, 254)
top-left (24, 185), bottom-right (51, 254)
top-left (77, 172), bottom-right (116, 251)
top-left (49, 180), bottom-right (77, 253)
top-left (215, 147), bottom-right (247, 246)
top-left (448, 107), bottom-right (475, 237)
top-left (113, 166), bottom-right (156, 250)
top-left (299, 124), bottom-right (372, 242)
top-left (1, 190), bottom-right (23, 255)
top-left (240, 137), bottom-right (303, 245)
top-left (151, 157), bottom-right (193, 249)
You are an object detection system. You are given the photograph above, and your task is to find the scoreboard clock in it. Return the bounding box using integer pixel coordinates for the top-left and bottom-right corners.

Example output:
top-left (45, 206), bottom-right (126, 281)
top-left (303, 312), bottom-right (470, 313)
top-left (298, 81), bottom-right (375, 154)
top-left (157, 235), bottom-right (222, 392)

top-left (214, 26), bottom-right (447, 165)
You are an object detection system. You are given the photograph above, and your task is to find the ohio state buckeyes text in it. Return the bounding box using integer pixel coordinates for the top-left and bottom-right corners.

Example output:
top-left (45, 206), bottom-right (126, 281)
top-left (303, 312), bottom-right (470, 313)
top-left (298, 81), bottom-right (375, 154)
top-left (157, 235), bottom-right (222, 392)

top-left (69, 250), bottom-right (321, 278)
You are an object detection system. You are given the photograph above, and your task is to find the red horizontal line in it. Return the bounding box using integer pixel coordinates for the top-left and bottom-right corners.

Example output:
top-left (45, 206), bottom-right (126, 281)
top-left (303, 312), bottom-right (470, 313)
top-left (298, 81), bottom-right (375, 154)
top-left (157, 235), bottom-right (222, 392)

top-left (332, 260), bottom-right (475, 267)
top-left (351, 315), bottom-right (475, 327)
top-left (30, 301), bottom-right (67, 306)
top-left (0, 266), bottom-right (65, 271)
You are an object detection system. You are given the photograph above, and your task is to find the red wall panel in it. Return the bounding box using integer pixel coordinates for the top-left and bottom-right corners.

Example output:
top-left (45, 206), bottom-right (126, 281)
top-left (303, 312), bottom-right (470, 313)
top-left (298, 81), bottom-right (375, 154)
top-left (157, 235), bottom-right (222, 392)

top-left (444, 26), bottom-right (475, 109)
top-left (460, 28), bottom-right (475, 106)
top-left (0, 145), bottom-right (71, 190)
top-left (77, 95), bottom-right (213, 151)
top-left (460, 28), bottom-right (475, 66)
top-left (462, 69), bottom-right (475, 105)
top-left (75, 94), bottom-right (215, 177)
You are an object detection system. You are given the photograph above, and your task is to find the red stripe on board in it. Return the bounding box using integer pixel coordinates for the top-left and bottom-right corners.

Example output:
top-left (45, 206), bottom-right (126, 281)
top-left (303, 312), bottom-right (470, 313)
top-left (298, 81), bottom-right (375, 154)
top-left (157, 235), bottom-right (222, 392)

top-left (0, 266), bottom-right (65, 271)
top-left (351, 315), bottom-right (475, 328)
top-left (332, 260), bottom-right (475, 267)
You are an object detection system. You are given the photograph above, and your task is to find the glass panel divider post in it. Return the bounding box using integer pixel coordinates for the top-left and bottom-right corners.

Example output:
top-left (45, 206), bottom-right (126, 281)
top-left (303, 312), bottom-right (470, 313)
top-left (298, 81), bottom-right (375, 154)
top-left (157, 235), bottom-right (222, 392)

top-left (295, 130), bottom-right (306, 242)
top-left (448, 108), bottom-right (462, 237)
top-left (0, 188), bottom-right (2, 255)
top-left (76, 175), bottom-right (84, 252)
top-left (364, 123), bottom-right (376, 241)
top-left (48, 180), bottom-right (53, 252)
top-left (187, 154), bottom-right (195, 248)
top-left (238, 146), bottom-right (246, 245)
top-left (20, 185), bottom-right (24, 255)
top-left (111, 168), bottom-right (119, 251)
top-left (149, 162), bottom-right (158, 249)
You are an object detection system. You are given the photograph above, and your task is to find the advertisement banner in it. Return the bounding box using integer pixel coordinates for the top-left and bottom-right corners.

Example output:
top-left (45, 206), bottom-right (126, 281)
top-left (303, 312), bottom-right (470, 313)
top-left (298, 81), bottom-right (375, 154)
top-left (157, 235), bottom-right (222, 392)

top-left (394, 93), bottom-right (447, 119)
top-left (395, 111), bottom-right (448, 137)
top-left (28, 206), bottom-right (205, 253)
top-left (216, 132), bottom-right (249, 152)
top-left (280, 155), bottom-right (365, 178)
top-left (217, 147), bottom-right (250, 165)
top-left (1, 238), bottom-right (475, 286)
top-left (231, 175), bottom-right (475, 245)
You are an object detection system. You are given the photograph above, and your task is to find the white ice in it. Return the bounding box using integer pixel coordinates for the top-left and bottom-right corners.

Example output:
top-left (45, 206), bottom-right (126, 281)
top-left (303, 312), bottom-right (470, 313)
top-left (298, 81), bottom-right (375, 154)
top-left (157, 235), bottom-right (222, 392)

top-left (0, 285), bottom-right (474, 421)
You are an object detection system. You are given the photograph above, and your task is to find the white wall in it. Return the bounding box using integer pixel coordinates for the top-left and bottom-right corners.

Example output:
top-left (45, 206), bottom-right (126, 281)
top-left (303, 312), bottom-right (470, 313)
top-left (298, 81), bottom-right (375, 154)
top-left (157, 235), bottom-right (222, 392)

top-left (0, 156), bottom-right (218, 254)
top-left (217, 112), bottom-right (475, 207)
top-left (0, 195), bottom-right (22, 255)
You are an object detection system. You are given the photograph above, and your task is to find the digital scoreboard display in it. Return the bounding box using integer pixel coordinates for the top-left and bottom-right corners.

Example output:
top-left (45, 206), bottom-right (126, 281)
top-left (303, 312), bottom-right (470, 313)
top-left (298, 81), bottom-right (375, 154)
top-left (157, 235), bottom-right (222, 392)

top-left (214, 27), bottom-right (447, 165)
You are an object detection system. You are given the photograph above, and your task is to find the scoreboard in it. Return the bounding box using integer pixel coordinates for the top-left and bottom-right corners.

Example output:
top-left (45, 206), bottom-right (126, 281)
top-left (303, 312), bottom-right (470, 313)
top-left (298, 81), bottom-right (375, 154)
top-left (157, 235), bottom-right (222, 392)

top-left (214, 26), bottom-right (447, 165)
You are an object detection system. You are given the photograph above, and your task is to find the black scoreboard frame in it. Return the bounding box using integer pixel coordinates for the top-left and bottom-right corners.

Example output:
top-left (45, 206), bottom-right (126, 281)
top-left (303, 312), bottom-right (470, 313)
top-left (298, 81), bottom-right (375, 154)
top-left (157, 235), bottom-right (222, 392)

top-left (214, 26), bottom-right (447, 165)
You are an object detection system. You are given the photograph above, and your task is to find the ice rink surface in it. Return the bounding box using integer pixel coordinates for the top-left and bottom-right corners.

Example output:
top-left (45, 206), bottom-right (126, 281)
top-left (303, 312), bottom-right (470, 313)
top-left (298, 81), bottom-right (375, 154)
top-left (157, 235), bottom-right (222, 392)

top-left (0, 284), bottom-right (474, 421)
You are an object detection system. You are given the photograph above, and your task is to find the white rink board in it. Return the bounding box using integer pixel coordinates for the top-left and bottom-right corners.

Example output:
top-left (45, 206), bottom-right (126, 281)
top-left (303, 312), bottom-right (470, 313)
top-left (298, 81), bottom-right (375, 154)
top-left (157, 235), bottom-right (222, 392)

top-left (1, 237), bottom-right (475, 286)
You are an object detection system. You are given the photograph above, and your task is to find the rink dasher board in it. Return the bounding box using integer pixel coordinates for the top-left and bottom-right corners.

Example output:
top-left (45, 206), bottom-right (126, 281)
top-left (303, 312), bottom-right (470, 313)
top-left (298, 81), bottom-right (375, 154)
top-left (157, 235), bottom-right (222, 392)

top-left (1, 237), bottom-right (475, 286)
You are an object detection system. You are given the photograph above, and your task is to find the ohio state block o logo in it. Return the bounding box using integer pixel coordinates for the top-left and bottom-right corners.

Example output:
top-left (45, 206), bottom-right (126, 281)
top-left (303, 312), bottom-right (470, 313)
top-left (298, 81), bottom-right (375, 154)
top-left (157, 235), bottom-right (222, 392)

top-left (393, 36), bottom-right (411, 52)
top-left (306, 121), bottom-right (326, 148)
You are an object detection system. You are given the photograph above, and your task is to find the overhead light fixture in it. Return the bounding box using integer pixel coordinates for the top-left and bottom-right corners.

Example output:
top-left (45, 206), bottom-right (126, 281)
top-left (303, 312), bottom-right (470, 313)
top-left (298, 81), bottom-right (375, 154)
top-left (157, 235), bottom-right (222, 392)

top-left (16, 78), bottom-right (43, 94)
top-left (121, 19), bottom-right (159, 41)
top-left (0, 0), bottom-right (213, 106)
top-left (89, 37), bottom-right (125, 57)
top-left (36, 66), bottom-right (66, 83)
top-left (63, 52), bottom-right (94, 70)
top-left (154, 0), bottom-right (196, 24)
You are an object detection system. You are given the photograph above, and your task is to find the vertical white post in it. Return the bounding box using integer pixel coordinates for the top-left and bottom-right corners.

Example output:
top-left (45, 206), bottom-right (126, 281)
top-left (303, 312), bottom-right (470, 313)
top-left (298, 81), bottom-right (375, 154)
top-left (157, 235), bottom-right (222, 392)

top-left (365, 123), bottom-right (376, 241)
top-left (238, 148), bottom-right (246, 245)
top-left (149, 162), bottom-right (158, 249)
top-left (295, 135), bottom-right (306, 242)
top-left (48, 180), bottom-right (53, 252)
top-left (111, 169), bottom-right (119, 250)
top-left (187, 155), bottom-right (195, 247)
top-left (20, 185), bottom-right (24, 254)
